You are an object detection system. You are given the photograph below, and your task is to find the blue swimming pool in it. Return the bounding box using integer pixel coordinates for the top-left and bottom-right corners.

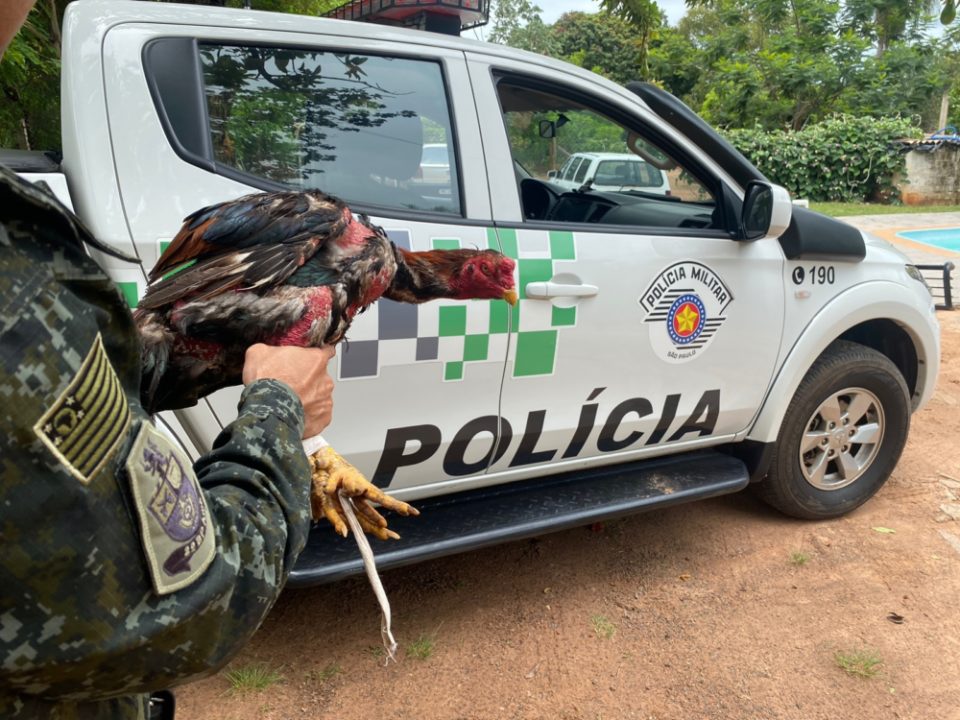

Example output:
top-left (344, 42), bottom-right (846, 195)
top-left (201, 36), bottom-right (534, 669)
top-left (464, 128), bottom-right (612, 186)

top-left (897, 228), bottom-right (960, 252)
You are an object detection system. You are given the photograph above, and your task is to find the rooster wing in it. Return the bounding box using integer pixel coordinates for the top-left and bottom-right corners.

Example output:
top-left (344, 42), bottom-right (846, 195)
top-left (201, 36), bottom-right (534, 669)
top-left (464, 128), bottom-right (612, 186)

top-left (139, 190), bottom-right (349, 311)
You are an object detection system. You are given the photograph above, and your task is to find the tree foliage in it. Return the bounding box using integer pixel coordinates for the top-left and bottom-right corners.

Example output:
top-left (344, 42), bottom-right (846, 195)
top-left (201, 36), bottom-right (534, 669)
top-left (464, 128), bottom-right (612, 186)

top-left (597, 0), bottom-right (664, 75)
top-left (726, 114), bottom-right (922, 201)
top-left (0, 0), bottom-right (67, 150)
top-left (552, 13), bottom-right (645, 84)
top-left (653, 0), bottom-right (948, 131)
top-left (488, 0), bottom-right (953, 132)
top-left (0, 0), bottom-right (342, 151)
top-left (840, 0), bottom-right (937, 56)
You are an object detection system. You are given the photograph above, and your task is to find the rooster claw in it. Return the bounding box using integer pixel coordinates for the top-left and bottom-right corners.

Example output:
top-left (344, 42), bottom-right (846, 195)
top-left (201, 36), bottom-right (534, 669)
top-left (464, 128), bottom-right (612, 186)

top-left (308, 446), bottom-right (416, 540)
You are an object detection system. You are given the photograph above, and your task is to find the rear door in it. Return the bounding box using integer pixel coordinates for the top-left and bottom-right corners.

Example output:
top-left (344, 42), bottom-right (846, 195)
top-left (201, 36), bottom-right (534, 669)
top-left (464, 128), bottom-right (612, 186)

top-left (466, 54), bottom-right (786, 481)
top-left (102, 22), bottom-right (504, 497)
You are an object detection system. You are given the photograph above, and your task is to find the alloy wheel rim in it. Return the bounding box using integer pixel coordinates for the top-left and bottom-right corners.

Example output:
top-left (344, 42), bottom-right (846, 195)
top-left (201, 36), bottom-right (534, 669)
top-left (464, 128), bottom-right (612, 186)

top-left (798, 387), bottom-right (885, 491)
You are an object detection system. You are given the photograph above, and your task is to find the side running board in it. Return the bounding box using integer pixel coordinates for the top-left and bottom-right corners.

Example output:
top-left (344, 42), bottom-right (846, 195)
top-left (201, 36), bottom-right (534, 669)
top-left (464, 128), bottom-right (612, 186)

top-left (289, 450), bottom-right (749, 587)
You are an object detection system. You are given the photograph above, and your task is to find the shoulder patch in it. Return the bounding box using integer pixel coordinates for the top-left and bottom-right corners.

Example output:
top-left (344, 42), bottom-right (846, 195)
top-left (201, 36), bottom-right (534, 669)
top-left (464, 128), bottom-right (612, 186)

top-left (126, 422), bottom-right (216, 595)
top-left (33, 333), bottom-right (132, 484)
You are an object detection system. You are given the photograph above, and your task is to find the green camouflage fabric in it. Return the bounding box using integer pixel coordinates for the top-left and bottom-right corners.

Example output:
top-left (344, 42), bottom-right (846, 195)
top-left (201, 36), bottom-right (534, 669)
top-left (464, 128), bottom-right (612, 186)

top-left (0, 165), bottom-right (313, 718)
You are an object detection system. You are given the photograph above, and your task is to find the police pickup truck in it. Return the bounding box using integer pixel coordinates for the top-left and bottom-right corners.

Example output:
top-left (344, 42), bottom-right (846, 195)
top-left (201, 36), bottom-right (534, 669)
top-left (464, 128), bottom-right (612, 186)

top-left (9, 0), bottom-right (940, 586)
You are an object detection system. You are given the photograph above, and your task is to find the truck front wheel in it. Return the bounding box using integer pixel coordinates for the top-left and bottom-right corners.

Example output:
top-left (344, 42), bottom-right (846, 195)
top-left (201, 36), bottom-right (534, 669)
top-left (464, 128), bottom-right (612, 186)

top-left (755, 340), bottom-right (911, 519)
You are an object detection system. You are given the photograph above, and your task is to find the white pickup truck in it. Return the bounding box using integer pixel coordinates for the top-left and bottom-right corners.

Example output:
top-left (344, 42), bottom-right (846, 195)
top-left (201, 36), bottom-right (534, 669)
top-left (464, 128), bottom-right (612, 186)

top-left (9, 0), bottom-right (940, 586)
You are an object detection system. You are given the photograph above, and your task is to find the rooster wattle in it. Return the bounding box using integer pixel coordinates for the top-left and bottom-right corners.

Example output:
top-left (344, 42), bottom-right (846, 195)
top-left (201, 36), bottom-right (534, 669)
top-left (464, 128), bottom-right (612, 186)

top-left (135, 189), bottom-right (517, 540)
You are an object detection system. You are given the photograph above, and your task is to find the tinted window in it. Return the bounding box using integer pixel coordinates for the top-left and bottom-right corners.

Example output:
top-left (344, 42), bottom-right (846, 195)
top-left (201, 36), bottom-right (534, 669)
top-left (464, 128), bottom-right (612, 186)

top-left (573, 158), bottom-right (590, 183)
top-left (199, 43), bottom-right (460, 215)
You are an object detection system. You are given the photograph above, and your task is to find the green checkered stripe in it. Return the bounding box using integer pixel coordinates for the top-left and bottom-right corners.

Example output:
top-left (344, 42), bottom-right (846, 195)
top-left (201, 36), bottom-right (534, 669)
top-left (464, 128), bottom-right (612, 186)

top-left (435, 228), bottom-right (577, 380)
top-left (114, 240), bottom-right (172, 310)
top-left (115, 235), bottom-right (578, 381)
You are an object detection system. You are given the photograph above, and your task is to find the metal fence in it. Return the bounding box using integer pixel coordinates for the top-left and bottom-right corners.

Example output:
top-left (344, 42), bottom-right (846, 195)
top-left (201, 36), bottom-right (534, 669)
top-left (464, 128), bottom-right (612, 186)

top-left (916, 262), bottom-right (955, 310)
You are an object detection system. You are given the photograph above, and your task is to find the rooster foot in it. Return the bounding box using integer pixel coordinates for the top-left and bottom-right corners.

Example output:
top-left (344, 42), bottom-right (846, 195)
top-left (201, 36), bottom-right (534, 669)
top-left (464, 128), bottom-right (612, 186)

top-left (309, 446), bottom-right (419, 540)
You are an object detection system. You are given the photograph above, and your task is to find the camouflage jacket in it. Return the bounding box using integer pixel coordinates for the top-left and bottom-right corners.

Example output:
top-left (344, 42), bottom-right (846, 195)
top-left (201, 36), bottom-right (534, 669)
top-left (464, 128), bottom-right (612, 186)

top-left (0, 166), bottom-right (313, 719)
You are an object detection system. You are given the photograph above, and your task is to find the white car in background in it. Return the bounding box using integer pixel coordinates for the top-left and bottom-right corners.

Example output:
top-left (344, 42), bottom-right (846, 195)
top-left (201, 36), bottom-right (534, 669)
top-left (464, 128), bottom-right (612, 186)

top-left (550, 152), bottom-right (671, 195)
top-left (417, 142), bottom-right (451, 185)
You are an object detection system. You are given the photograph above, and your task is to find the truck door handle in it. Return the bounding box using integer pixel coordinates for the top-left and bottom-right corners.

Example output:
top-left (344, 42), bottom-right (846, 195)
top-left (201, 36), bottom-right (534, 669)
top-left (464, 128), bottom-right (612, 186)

top-left (525, 282), bottom-right (599, 300)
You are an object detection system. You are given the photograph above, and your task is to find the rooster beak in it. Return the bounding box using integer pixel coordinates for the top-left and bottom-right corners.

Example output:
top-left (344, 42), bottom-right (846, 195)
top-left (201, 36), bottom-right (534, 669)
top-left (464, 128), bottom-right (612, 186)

top-left (502, 289), bottom-right (518, 306)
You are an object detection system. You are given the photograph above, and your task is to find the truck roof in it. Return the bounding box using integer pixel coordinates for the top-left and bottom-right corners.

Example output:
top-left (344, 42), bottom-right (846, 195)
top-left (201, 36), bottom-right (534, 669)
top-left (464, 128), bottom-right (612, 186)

top-left (68, 0), bottom-right (643, 109)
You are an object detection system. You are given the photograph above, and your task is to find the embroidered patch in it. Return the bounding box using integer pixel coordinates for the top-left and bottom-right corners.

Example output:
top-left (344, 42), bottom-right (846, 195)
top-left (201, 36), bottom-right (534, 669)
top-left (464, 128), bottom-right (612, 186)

top-left (126, 422), bottom-right (216, 595)
top-left (33, 333), bottom-right (132, 484)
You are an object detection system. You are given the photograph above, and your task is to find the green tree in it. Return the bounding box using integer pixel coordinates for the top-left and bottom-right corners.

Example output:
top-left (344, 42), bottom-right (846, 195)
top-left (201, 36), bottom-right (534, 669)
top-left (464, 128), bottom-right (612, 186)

top-left (0, 0), bottom-right (342, 152)
top-left (552, 12), bottom-right (645, 83)
top-left (656, 0), bottom-right (943, 130)
top-left (488, 0), bottom-right (557, 55)
top-left (841, 0), bottom-right (937, 56)
top-left (489, 0), bottom-right (543, 43)
top-left (597, 0), bottom-right (664, 75)
top-left (0, 0), bottom-right (67, 150)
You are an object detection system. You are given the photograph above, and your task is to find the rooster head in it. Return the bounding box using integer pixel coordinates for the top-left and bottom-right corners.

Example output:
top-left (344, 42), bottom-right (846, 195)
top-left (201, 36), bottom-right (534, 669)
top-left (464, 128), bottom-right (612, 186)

top-left (449, 249), bottom-right (518, 305)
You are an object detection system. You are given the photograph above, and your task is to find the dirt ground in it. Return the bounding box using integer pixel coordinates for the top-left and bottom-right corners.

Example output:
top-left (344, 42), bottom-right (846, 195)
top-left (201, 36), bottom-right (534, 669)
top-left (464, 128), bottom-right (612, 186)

top-left (178, 311), bottom-right (960, 720)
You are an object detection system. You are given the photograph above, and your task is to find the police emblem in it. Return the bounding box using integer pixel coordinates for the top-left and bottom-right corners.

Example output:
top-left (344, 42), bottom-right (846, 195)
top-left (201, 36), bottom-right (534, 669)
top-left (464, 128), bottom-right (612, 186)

top-left (667, 294), bottom-right (706, 345)
top-left (126, 422), bottom-right (215, 595)
top-left (639, 262), bottom-right (733, 363)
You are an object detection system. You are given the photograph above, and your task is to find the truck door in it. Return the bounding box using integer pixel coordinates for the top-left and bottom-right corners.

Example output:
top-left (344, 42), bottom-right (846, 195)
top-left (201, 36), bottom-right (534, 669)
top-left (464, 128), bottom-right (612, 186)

top-left (466, 56), bottom-right (786, 479)
top-left (102, 23), bottom-right (503, 496)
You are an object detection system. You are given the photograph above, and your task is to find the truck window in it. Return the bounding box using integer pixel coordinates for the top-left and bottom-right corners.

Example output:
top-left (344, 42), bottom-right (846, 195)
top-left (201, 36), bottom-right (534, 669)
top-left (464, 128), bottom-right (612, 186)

top-left (573, 158), bottom-right (590, 183)
top-left (562, 157), bottom-right (581, 182)
top-left (496, 78), bottom-right (719, 230)
top-left (197, 43), bottom-right (461, 216)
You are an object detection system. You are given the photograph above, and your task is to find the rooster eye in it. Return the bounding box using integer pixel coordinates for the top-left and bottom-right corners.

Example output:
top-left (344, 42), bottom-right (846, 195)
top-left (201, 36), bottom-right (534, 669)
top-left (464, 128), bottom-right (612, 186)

top-left (480, 264), bottom-right (492, 276)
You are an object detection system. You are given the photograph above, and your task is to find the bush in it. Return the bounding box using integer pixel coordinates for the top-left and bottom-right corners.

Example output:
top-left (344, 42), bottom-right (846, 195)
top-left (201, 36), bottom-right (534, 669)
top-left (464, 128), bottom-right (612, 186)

top-left (725, 115), bottom-right (922, 203)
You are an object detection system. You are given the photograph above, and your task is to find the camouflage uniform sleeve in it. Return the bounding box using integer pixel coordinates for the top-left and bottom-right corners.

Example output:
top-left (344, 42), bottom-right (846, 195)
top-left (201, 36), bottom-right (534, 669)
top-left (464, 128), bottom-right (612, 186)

top-left (126, 377), bottom-right (314, 685)
top-left (193, 378), bottom-right (312, 596)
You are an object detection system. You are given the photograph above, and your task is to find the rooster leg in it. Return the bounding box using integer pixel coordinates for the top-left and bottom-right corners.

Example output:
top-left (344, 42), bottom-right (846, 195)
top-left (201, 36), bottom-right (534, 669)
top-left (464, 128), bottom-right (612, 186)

top-left (309, 446), bottom-right (419, 540)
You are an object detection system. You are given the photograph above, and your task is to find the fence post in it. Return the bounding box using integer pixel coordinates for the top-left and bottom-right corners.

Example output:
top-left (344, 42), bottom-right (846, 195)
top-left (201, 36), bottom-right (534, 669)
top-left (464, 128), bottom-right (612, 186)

top-left (945, 262), bottom-right (955, 311)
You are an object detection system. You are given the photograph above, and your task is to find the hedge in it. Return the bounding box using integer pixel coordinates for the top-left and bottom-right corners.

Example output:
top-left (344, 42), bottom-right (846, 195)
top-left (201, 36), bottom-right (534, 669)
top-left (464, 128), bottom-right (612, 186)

top-left (724, 115), bottom-right (923, 203)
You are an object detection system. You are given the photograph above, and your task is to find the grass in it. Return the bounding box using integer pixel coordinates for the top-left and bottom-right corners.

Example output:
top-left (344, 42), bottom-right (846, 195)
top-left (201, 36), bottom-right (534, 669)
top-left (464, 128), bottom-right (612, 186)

top-left (305, 662), bottom-right (342, 683)
top-left (790, 551), bottom-right (811, 566)
top-left (590, 614), bottom-right (616, 640)
top-left (222, 663), bottom-right (284, 693)
top-left (406, 634), bottom-right (435, 660)
top-left (834, 649), bottom-right (884, 678)
top-left (811, 202), bottom-right (960, 217)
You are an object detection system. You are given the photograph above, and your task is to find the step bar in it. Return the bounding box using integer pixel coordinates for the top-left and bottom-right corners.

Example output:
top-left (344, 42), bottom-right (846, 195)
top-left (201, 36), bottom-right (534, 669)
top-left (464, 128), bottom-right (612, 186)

top-left (288, 450), bottom-right (749, 587)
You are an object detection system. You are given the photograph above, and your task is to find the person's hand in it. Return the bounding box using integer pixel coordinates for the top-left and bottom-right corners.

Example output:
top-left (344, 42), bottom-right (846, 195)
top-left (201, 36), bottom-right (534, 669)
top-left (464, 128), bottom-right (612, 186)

top-left (242, 344), bottom-right (335, 437)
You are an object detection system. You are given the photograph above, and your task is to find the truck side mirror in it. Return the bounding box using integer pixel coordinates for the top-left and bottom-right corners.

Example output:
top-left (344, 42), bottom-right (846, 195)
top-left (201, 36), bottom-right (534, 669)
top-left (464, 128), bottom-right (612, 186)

top-left (739, 180), bottom-right (792, 241)
top-left (547, 170), bottom-right (558, 179)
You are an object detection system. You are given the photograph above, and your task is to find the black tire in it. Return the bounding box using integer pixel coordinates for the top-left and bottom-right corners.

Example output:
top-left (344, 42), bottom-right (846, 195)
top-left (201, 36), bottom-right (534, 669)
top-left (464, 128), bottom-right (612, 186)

top-left (754, 340), bottom-right (911, 519)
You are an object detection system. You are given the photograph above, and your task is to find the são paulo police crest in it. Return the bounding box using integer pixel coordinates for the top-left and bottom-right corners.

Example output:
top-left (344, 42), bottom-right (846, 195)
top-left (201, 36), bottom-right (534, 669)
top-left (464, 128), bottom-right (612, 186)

top-left (639, 261), bottom-right (733, 363)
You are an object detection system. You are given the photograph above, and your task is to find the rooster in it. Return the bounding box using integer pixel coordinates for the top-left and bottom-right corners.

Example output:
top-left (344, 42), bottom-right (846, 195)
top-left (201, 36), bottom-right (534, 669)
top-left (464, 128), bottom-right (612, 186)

top-left (135, 189), bottom-right (517, 540)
